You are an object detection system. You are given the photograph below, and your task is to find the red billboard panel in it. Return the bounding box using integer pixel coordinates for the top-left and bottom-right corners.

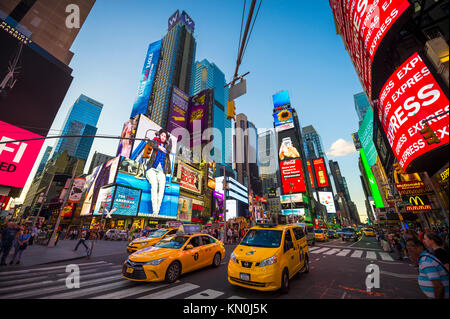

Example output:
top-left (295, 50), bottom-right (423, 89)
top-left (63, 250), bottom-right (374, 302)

top-left (0, 121), bottom-right (44, 188)
top-left (329, 0), bottom-right (410, 99)
top-left (378, 52), bottom-right (449, 171)
top-left (280, 159), bottom-right (307, 194)
top-left (306, 160), bottom-right (314, 188)
top-left (313, 157), bottom-right (330, 188)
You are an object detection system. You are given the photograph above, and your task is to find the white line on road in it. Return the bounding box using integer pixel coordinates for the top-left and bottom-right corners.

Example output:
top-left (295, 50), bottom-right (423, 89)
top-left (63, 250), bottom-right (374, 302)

top-left (379, 252), bottom-right (394, 261)
top-left (310, 248), bottom-right (330, 254)
top-left (380, 271), bottom-right (418, 279)
top-left (366, 251), bottom-right (377, 260)
top-left (324, 249), bottom-right (341, 255)
top-left (336, 249), bottom-right (351, 256)
top-left (228, 296), bottom-right (246, 299)
top-left (185, 289), bottom-right (224, 299)
top-left (0, 261), bottom-right (108, 276)
top-left (139, 283), bottom-right (199, 299)
top-left (350, 250), bottom-right (363, 258)
top-left (307, 247), bottom-right (321, 251)
top-left (44, 280), bottom-right (131, 299)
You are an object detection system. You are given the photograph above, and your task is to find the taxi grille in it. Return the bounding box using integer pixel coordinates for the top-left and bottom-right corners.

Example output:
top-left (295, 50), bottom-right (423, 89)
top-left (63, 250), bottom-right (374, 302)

top-left (122, 264), bottom-right (147, 280)
top-left (240, 261), bottom-right (253, 268)
top-left (230, 277), bottom-right (266, 287)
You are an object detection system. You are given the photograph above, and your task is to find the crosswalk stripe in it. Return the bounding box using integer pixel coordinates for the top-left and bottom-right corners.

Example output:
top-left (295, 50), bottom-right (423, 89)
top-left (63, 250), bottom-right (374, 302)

top-left (227, 296), bottom-right (246, 299)
top-left (0, 275), bottom-right (49, 287)
top-left (0, 261), bottom-right (107, 276)
top-left (307, 247), bottom-right (321, 251)
top-left (185, 289), bottom-right (224, 299)
top-left (324, 249), bottom-right (341, 255)
top-left (336, 249), bottom-right (351, 256)
top-left (310, 248), bottom-right (330, 254)
top-left (379, 252), bottom-right (394, 261)
top-left (3, 274), bottom-right (123, 299)
top-left (0, 279), bottom-right (54, 294)
top-left (91, 283), bottom-right (169, 299)
top-left (44, 280), bottom-right (132, 299)
top-left (350, 250), bottom-right (363, 258)
top-left (139, 283), bottom-right (199, 299)
top-left (55, 266), bottom-right (123, 283)
top-left (366, 251), bottom-right (377, 259)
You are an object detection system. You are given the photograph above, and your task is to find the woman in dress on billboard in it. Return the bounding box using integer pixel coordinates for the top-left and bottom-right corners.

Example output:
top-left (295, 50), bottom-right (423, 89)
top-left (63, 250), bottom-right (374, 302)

top-left (142, 129), bottom-right (172, 216)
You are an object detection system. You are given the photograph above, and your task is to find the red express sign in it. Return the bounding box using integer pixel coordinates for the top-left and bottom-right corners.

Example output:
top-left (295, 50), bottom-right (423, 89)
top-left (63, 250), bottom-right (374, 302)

top-left (313, 157), bottom-right (330, 188)
top-left (329, 0), bottom-right (410, 98)
top-left (378, 52), bottom-right (449, 170)
top-left (280, 159), bottom-right (306, 194)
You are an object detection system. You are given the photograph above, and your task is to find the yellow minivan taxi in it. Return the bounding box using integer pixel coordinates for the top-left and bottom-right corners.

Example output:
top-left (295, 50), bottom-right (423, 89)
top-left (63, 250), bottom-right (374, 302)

top-left (314, 229), bottom-right (328, 242)
top-left (123, 232), bottom-right (225, 283)
top-left (227, 224), bottom-right (309, 293)
top-left (127, 228), bottom-right (177, 253)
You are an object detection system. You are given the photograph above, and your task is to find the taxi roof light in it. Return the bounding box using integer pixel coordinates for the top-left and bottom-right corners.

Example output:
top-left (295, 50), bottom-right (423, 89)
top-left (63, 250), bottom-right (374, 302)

top-left (176, 224), bottom-right (201, 235)
top-left (255, 223), bottom-right (278, 228)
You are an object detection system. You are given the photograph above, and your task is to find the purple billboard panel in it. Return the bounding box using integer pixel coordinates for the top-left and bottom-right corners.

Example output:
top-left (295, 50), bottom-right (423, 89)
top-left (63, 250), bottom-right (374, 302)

top-left (188, 89), bottom-right (210, 148)
top-left (168, 10), bottom-right (180, 30)
top-left (166, 86), bottom-right (189, 134)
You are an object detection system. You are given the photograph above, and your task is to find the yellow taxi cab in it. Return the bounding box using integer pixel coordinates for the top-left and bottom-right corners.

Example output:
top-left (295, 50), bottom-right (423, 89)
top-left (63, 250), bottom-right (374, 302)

top-left (227, 223), bottom-right (309, 293)
top-left (362, 228), bottom-right (375, 237)
top-left (314, 229), bottom-right (328, 242)
top-left (122, 224), bottom-right (225, 283)
top-left (127, 228), bottom-right (178, 254)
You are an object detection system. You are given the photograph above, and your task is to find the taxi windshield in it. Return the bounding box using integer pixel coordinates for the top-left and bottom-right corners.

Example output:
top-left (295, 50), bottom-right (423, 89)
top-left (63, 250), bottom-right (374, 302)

top-left (240, 229), bottom-right (282, 248)
top-left (149, 229), bottom-right (168, 238)
top-left (314, 230), bottom-right (324, 234)
top-left (154, 236), bottom-right (189, 249)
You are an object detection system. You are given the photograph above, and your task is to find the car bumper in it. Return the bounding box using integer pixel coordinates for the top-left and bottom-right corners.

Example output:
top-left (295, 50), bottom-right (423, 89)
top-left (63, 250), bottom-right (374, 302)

top-left (227, 262), bottom-right (281, 291)
top-left (122, 262), bottom-right (167, 282)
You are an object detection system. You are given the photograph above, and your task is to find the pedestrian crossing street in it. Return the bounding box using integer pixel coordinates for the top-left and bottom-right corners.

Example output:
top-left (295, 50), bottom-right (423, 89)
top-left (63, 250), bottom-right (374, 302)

top-left (0, 261), bottom-right (245, 299)
top-left (308, 246), bottom-right (395, 262)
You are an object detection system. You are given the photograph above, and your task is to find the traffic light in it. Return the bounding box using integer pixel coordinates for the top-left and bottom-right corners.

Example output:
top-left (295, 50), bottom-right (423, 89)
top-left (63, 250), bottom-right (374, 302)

top-left (227, 100), bottom-right (236, 120)
top-left (419, 123), bottom-right (440, 145)
top-left (142, 143), bottom-right (153, 158)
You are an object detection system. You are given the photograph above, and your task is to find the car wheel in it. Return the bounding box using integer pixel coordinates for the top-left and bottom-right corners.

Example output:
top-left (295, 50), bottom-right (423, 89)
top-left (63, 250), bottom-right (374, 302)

top-left (280, 269), bottom-right (289, 294)
top-left (165, 261), bottom-right (181, 283)
top-left (212, 253), bottom-right (221, 267)
top-left (303, 255), bottom-right (309, 273)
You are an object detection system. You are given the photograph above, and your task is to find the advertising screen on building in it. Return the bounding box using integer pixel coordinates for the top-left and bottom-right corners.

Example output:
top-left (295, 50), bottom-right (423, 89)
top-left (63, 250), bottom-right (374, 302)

top-left (92, 185), bottom-right (115, 216)
top-left (273, 108), bottom-right (294, 132)
top-left (130, 40), bottom-right (162, 119)
top-left (312, 157), bottom-right (330, 188)
top-left (177, 161), bottom-right (202, 195)
top-left (116, 156), bottom-right (180, 219)
top-left (177, 196), bottom-right (193, 222)
top-left (110, 185), bottom-right (142, 217)
top-left (280, 159), bottom-right (307, 194)
top-left (360, 148), bottom-right (384, 208)
top-left (329, 0), bottom-right (410, 98)
top-left (68, 177), bottom-right (86, 203)
top-left (358, 107), bottom-right (377, 166)
top-left (188, 89), bottom-right (211, 148)
top-left (378, 52), bottom-right (449, 171)
top-left (306, 160), bottom-right (315, 188)
top-left (277, 129), bottom-right (302, 162)
top-left (318, 192), bottom-right (336, 214)
top-left (167, 86), bottom-right (190, 134)
top-left (272, 90), bottom-right (290, 108)
top-left (116, 118), bottom-right (138, 158)
top-left (0, 121), bottom-right (45, 189)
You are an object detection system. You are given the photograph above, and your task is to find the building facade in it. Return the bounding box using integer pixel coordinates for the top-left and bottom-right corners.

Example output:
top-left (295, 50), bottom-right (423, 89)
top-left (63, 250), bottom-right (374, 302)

top-left (353, 92), bottom-right (370, 127)
top-left (35, 146), bottom-right (53, 177)
top-left (88, 151), bottom-right (114, 174)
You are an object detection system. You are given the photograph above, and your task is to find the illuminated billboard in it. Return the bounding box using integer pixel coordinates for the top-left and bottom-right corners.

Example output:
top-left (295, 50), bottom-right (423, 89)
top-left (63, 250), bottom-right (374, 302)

top-left (329, 0), bottom-right (411, 98)
top-left (177, 196), bottom-right (193, 222)
top-left (177, 161), bottom-right (202, 195)
top-left (272, 90), bottom-right (290, 108)
top-left (277, 129), bottom-right (301, 162)
top-left (306, 160), bottom-right (315, 188)
top-left (92, 185), bottom-right (114, 216)
top-left (0, 121), bottom-right (45, 189)
top-left (378, 52), bottom-right (449, 171)
top-left (130, 40), bottom-right (162, 119)
top-left (360, 148), bottom-right (384, 208)
top-left (273, 108), bottom-right (294, 132)
top-left (166, 86), bottom-right (189, 134)
top-left (280, 159), bottom-right (307, 194)
top-left (312, 157), bottom-right (330, 188)
top-left (116, 118), bottom-right (138, 158)
top-left (111, 185), bottom-right (142, 217)
top-left (188, 89), bottom-right (211, 148)
top-left (358, 107), bottom-right (377, 166)
top-left (318, 192), bottom-right (336, 214)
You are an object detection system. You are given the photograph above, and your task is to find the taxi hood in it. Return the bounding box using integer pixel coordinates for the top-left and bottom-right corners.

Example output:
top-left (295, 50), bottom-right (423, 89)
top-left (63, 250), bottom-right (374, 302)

top-left (233, 244), bottom-right (279, 262)
top-left (129, 246), bottom-right (176, 262)
top-left (132, 237), bottom-right (161, 245)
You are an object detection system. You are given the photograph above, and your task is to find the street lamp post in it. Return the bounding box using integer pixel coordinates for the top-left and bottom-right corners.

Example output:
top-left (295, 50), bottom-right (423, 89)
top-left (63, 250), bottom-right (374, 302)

top-left (32, 173), bottom-right (55, 230)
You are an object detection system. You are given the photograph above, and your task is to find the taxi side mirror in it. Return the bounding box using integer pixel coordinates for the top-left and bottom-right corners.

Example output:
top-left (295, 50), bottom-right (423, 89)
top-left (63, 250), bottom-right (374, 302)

top-left (185, 244), bottom-right (194, 250)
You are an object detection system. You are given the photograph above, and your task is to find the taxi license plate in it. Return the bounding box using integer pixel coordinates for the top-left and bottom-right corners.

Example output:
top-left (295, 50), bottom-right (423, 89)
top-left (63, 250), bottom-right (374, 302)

top-left (126, 267), bottom-right (134, 274)
top-left (240, 273), bottom-right (250, 281)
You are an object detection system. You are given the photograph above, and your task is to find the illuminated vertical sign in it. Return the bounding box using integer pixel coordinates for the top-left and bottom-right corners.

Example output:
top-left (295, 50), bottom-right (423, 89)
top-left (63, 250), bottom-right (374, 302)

top-left (358, 107), bottom-right (377, 166)
top-left (306, 160), bottom-right (315, 188)
top-left (360, 148), bottom-right (384, 208)
top-left (312, 157), bottom-right (330, 188)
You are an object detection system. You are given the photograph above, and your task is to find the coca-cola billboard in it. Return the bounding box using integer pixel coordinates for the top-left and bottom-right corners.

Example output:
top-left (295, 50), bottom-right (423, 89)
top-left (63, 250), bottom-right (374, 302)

top-left (378, 52), bottom-right (449, 171)
top-left (280, 159), bottom-right (307, 194)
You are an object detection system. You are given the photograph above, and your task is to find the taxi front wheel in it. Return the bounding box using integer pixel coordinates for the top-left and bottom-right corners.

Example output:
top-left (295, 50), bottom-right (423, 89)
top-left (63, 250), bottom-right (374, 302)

top-left (212, 253), bottom-right (221, 267)
top-left (165, 261), bottom-right (181, 283)
top-left (280, 269), bottom-right (289, 294)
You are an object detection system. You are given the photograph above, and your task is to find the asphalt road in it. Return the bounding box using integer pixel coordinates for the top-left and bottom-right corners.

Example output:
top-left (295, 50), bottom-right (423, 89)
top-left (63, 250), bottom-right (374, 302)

top-left (0, 235), bottom-right (425, 299)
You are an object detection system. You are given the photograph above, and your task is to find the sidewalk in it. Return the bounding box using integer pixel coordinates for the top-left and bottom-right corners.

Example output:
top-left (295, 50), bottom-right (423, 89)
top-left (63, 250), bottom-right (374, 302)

top-left (0, 239), bottom-right (129, 269)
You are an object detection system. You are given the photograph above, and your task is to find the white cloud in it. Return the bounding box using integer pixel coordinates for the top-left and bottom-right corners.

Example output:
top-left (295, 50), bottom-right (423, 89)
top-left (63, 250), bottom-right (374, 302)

top-left (326, 138), bottom-right (357, 157)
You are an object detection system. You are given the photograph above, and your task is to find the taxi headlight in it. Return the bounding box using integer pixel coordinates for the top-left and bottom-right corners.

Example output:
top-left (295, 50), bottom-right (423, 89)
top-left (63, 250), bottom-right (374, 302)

top-left (138, 241), bottom-right (150, 245)
top-left (144, 258), bottom-right (166, 265)
top-left (230, 252), bottom-right (238, 263)
top-left (258, 255), bottom-right (277, 267)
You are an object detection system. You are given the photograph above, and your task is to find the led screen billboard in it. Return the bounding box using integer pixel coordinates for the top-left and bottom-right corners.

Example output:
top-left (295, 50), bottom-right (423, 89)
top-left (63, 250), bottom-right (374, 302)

top-left (360, 148), bottom-right (384, 208)
top-left (306, 160), bottom-right (315, 188)
top-left (0, 121), bottom-right (45, 189)
top-left (177, 196), bottom-right (193, 222)
top-left (92, 185), bottom-right (114, 216)
top-left (277, 129), bottom-right (301, 162)
top-left (358, 107), bottom-right (377, 166)
top-left (273, 108), bottom-right (294, 132)
top-left (166, 86), bottom-right (190, 134)
top-left (130, 40), bottom-right (162, 119)
top-left (280, 159), bottom-right (307, 194)
top-left (188, 89), bottom-right (211, 148)
top-left (116, 118), bottom-right (138, 158)
top-left (272, 90), bottom-right (290, 108)
top-left (378, 52), bottom-right (449, 171)
top-left (312, 157), bottom-right (330, 188)
top-left (111, 185), bottom-right (142, 217)
top-left (177, 161), bottom-right (202, 195)
top-left (318, 192), bottom-right (336, 214)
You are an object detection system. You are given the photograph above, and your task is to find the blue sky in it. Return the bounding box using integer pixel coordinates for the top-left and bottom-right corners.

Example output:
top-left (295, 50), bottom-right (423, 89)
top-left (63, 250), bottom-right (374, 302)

top-left (20, 0), bottom-right (369, 221)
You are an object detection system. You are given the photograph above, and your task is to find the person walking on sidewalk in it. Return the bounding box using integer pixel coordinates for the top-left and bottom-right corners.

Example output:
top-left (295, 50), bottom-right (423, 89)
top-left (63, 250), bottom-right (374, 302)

top-left (0, 223), bottom-right (19, 266)
top-left (227, 228), bottom-right (233, 244)
top-left (29, 225), bottom-right (39, 246)
top-left (424, 231), bottom-right (449, 272)
top-left (74, 229), bottom-right (90, 256)
top-left (9, 228), bottom-right (30, 265)
top-left (407, 237), bottom-right (449, 299)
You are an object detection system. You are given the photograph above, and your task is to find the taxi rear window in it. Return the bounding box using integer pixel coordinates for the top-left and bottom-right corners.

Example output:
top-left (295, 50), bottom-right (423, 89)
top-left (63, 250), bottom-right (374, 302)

top-left (240, 229), bottom-right (282, 248)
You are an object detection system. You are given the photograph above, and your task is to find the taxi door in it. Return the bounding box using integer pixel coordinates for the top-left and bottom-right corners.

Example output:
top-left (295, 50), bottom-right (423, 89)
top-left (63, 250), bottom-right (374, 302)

top-left (292, 226), bottom-right (308, 272)
top-left (283, 229), bottom-right (299, 277)
top-left (180, 236), bottom-right (203, 273)
top-left (200, 236), bottom-right (216, 267)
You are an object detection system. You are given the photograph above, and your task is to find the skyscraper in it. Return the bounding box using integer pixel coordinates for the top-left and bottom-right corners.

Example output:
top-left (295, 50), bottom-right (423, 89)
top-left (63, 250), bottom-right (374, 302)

top-left (149, 10), bottom-right (196, 128)
top-left (53, 94), bottom-right (103, 161)
top-left (191, 59), bottom-right (232, 165)
top-left (354, 92), bottom-right (370, 126)
top-left (35, 146), bottom-right (52, 177)
top-left (328, 160), bottom-right (350, 201)
top-left (302, 125), bottom-right (326, 160)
